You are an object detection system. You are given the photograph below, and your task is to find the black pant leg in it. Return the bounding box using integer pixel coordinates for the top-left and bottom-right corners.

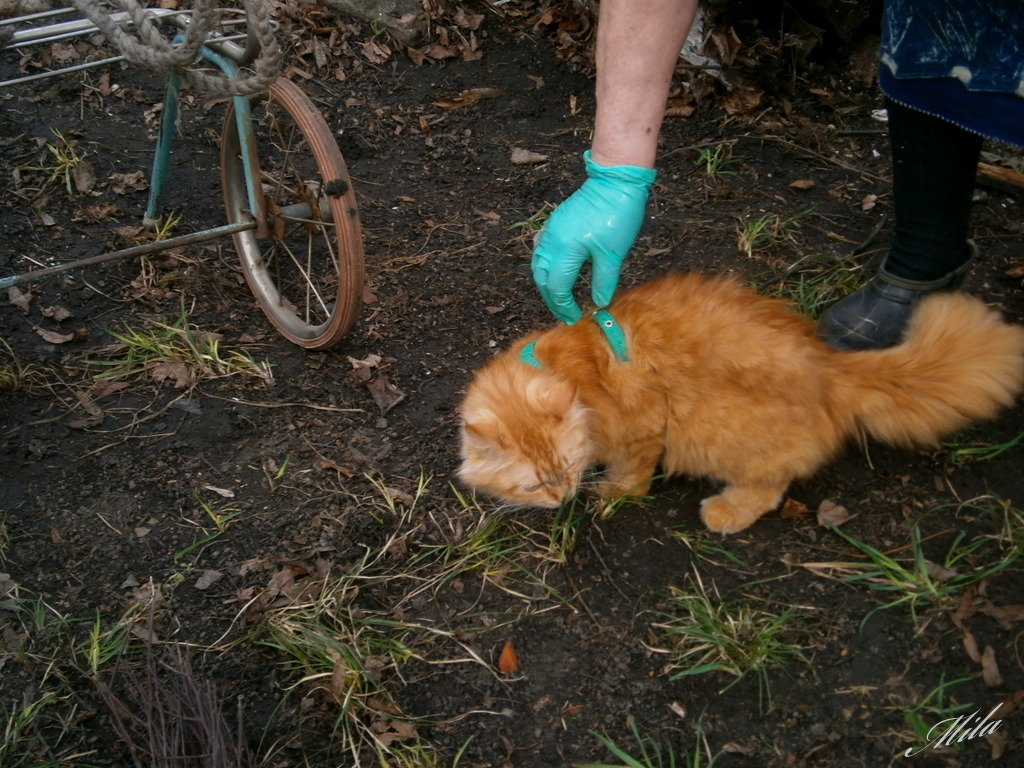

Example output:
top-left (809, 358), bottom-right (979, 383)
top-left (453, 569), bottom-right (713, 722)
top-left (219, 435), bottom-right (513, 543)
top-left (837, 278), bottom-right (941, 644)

top-left (883, 97), bottom-right (983, 282)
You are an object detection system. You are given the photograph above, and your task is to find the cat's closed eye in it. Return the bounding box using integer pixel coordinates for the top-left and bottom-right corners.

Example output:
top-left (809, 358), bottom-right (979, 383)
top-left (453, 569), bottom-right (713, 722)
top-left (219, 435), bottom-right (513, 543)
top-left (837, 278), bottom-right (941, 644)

top-left (521, 468), bottom-right (572, 493)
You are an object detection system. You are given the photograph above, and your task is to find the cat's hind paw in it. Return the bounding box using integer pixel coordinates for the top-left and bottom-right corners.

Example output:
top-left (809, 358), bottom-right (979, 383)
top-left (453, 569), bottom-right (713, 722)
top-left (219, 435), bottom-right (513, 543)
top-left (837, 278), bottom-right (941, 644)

top-left (699, 495), bottom-right (760, 534)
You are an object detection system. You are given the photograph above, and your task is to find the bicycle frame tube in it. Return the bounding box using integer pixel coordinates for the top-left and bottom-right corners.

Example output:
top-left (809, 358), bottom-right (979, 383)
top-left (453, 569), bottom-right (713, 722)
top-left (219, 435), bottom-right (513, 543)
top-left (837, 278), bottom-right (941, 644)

top-left (144, 68), bottom-right (182, 227)
top-left (143, 35), bottom-right (264, 233)
top-left (200, 45), bottom-right (267, 237)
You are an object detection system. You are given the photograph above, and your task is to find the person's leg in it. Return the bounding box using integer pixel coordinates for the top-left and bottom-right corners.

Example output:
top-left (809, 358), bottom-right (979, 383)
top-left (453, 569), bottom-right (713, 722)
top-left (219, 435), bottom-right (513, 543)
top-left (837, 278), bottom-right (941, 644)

top-left (884, 99), bottom-right (982, 280)
top-left (818, 99), bottom-right (983, 350)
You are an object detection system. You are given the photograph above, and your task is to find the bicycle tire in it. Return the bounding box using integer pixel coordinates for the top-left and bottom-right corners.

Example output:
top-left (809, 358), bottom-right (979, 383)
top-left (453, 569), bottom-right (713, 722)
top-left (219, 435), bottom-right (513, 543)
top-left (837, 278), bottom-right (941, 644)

top-left (220, 78), bottom-right (364, 349)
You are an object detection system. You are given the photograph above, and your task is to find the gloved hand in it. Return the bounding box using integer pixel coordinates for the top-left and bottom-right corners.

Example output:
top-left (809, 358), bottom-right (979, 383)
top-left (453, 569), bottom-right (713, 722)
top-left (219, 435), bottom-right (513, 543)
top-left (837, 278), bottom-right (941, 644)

top-left (532, 150), bottom-right (656, 324)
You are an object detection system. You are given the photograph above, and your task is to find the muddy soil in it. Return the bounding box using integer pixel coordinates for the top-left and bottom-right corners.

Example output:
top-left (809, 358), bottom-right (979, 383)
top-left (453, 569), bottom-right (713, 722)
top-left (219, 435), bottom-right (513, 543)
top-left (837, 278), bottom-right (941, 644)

top-left (1, 7), bottom-right (1022, 768)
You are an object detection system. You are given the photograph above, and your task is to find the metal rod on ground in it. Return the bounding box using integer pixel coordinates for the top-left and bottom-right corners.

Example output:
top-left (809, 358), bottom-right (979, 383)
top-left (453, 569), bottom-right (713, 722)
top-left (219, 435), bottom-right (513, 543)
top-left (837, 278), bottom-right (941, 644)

top-left (0, 220), bottom-right (256, 290)
top-left (0, 33), bottom-right (247, 89)
top-left (0, 7), bottom-right (78, 27)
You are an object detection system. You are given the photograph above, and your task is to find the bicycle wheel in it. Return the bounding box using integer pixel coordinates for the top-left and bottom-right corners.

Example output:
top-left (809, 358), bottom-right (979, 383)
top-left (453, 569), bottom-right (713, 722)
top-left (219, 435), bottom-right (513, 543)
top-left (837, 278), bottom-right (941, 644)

top-left (220, 78), bottom-right (364, 349)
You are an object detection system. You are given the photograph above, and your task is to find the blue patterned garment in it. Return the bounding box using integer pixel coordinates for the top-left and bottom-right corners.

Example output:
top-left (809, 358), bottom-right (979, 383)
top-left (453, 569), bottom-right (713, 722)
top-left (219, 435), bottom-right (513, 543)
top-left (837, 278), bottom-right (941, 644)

top-left (879, 0), bottom-right (1024, 146)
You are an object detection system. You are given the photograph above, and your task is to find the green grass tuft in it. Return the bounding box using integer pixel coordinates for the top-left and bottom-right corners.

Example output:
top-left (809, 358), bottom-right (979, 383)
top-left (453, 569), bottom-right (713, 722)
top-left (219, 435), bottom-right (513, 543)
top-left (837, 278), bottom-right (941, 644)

top-left (649, 572), bottom-right (809, 708)
top-left (88, 307), bottom-right (272, 388)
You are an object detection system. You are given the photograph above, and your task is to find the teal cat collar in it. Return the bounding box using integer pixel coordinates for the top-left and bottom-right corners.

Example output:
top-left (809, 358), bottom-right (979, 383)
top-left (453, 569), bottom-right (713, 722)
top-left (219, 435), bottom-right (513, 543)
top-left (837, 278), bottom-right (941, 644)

top-left (593, 309), bottom-right (630, 363)
top-left (519, 339), bottom-right (543, 369)
top-left (517, 310), bottom-right (630, 368)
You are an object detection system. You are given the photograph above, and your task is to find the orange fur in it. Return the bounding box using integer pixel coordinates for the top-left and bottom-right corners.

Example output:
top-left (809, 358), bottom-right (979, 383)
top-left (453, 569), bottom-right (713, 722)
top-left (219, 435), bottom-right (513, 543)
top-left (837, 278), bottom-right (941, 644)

top-left (458, 273), bottom-right (1024, 533)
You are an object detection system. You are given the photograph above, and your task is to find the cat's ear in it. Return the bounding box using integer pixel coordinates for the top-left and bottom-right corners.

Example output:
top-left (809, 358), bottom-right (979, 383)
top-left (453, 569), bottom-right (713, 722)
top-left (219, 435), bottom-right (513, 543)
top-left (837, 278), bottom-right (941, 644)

top-left (527, 378), bottom-right (577, 417)
top-left (462, 420), bottom-right (508, 456)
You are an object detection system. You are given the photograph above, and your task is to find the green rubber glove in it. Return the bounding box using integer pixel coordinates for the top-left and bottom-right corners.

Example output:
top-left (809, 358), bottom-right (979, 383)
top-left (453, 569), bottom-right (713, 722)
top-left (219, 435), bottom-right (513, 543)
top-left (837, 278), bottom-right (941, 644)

top-left (532, 151), bottom-right (656, 324)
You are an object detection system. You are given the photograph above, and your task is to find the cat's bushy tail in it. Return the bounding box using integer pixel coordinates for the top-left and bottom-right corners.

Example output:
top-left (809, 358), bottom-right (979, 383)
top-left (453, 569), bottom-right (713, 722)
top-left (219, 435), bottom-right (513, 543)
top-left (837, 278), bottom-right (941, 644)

top-left (829, 293), bottom-right (1024, 447)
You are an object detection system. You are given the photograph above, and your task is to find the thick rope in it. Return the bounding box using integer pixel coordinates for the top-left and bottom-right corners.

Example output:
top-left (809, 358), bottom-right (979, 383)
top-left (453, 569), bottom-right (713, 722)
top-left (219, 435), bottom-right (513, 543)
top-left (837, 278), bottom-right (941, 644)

top-left (69, 0), bottom-right (282, 96)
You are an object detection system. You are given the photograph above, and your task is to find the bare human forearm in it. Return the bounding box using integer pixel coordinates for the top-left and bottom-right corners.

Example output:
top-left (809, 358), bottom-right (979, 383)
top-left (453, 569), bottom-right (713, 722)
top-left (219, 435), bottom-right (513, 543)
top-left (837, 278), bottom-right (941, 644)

top-left (590, 0), bottom-right (700, 169)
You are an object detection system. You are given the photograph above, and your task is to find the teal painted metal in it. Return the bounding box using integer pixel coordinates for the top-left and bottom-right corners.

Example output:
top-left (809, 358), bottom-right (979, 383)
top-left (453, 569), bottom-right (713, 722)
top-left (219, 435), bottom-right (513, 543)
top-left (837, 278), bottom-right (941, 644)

top-left (200, 46), bottom-right (261, 219)
top-left (144, 68), bottom-right (182, 224)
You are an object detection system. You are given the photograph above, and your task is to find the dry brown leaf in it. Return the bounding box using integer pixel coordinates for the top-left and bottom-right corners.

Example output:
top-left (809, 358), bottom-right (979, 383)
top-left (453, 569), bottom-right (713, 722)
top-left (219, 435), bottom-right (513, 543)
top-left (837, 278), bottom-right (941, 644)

top-left (981, 645), bottom-right (1003, 687)
top-left (49, 42), bottom-right (78, 64)
top-left (313, 37), bottom-right (328, 70)
top-left (319, 458), bottom-right (355, 477)
top-left (384, 486), bottom-right (415, 506)
top-left (498, 639), bottom-right (519, 674)
top-left (977, 603), bottom-right (1024, 630)
top-left (665, 104), bottom-right (695, 118)
top-left (90, 380), bottom-right (129, 398)
top-left (150, 361), bottom-right (192, 389)
top-left (453, 7), bottom-right (484, 30)
top-left (987, 730), bottom-right (1008, 760)
top-left (107, 171), bottom-right (147, 194)
top-left (330, 660), bottom-right (356, 698)
top-left (72, 161), bottom-right (96, 194)
top-left (962, 631), bottom-right (981, 663)
top-left (130, 582), bottom-right (163, 609)
top-left (950, 585), bottom-right (977, 629)
top-left (130, 623), bottom-right (159, 643)
top-left (75, 390), bottom-right (102, 418)
top-left (510, 147), bottom-right (548, 165)
top-left (74, 202), bottom-right (121, 223)
top-left (285, 65), bottom-right (314, 80)
top-left (372, 719), bottom-right (417, 746)
top-left (817, 500), bottom-right (852, 527)
top-left (194, 570), bottom-right (222, 590)
top-left (420, 43), bottom-right (459, 61)
top-left (41, 305), bottom-right (71, 322)
top-left (111, 225), bottom-right (145, 245)
top-left (808, 87), bottom-right (833, 105)
top-left (33, 326), bottom-right (74, 344)
top-left (992, 690), bottom-right (1024, 720)
top-left (463, 87), bottom-right (501, 100)
top-left (362, 39), bottom-right (391, 64)
top-left (203, 485), bottom-right (234, 498)
top-left (366, 375), bottom-right (405, 413)
top-left (779, 498), bottom-right (810, 519)
top-left (710, 27), bottom-right (742, 66)
top-left (434, 87), bottom-right (501, 110)
top-left (925, 560), bottom-right (958, 582)
top-left (720, 86), bottom-right (763, 116)
top-left (7, 286), bottom-right (30, 313)
top-left (458, 31), bottom-right (483, 62)
top-left (347, 353), bottom-right (381, 381)
top-left (67, 389), bottom-right (104, 429)
top-left (405, 47), bottom-right (428, 66)
top-left (788, 178), bottom-right (815, 191)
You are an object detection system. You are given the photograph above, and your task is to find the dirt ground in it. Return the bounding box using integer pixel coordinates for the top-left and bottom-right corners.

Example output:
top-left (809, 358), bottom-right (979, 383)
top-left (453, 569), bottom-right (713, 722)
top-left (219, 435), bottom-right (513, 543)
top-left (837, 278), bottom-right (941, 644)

top-left (1, 4), bottom-right (1023, 768)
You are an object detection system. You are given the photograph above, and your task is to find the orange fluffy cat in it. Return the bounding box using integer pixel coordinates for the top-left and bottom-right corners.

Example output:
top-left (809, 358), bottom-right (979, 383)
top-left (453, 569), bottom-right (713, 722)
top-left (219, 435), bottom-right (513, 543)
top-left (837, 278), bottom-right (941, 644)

top-left (458, 273), bottom-right (1024, 533)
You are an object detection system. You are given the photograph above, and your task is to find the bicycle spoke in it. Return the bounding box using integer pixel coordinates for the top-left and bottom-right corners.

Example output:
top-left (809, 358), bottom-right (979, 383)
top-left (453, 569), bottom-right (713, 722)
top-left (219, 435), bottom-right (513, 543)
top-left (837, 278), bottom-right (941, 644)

top-left (305, 234), bottom-right (313, 325)
top-left (275, 235), bottom-right (330, 319)
top-left (318, 217), bottom-right (339, 275)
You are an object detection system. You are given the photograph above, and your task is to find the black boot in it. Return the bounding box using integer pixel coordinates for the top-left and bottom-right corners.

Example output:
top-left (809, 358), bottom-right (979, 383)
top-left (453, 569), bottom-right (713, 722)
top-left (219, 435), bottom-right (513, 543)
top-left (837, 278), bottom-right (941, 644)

top-left (818, 246), bottom-right (975, 351)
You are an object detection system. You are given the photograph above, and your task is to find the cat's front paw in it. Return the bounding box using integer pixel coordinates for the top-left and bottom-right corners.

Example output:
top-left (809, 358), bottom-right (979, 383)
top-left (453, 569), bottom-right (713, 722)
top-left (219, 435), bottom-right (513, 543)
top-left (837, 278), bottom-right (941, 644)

top-left (595, 477), bottom-right (651, 501)
top-left (700, 495), bottom-right (758, 534)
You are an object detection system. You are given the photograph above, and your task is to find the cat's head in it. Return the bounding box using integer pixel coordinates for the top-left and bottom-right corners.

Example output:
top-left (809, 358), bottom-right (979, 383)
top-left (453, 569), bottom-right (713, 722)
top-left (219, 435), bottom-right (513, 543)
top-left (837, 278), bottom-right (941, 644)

top-left (458, 355), bottom-right (591, 508)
